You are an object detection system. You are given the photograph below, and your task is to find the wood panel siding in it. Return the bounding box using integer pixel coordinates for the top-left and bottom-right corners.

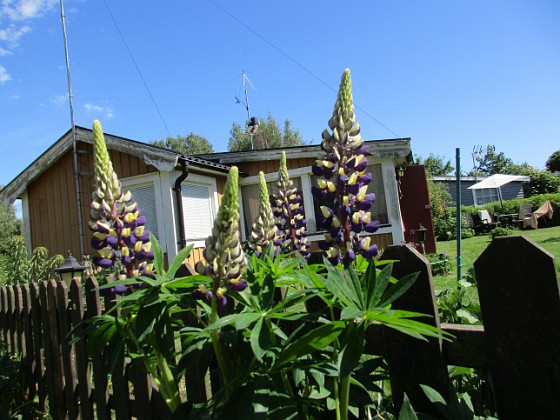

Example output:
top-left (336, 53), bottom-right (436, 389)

top-left (233, 157), bottom-right (316, 177)
top-left (27, 142), bottom-right (158, 259)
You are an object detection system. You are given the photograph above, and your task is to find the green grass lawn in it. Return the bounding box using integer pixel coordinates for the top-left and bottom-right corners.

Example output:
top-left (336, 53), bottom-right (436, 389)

top-left (433, 225), bottom-right (560, 305)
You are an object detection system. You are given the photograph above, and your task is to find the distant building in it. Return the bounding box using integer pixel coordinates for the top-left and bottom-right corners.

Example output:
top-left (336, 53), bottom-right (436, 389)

top-left (433, 175), bottom-right (530, 206)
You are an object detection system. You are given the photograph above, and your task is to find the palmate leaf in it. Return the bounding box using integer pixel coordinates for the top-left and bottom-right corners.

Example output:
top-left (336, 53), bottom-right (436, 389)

top-left (322, 260), bottom-right (361, 307)
top-left (151, 233), bottom-right (165, 275)
top-left (337, 322), bottom-right (366, 379)
top-left (165, 243), bottom-right (194, 278)
top-left (378, 271), bottom-right (419, 308)
top-left (372, 310), bottom-right (448, 341)
top-left (250, 317), bottom-right (270, 361)
top-left (273, 321), bottom-right (345, 370)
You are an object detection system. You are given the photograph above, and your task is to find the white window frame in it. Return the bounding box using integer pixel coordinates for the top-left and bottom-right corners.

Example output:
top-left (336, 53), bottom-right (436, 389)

top-left (182, 173), bottom-right (219, 248)
top-left (472, 188), bottom-right (500, 206)
top-left (121, 173), bottom-right (167, 251)
top-left (238, 164), bottom-right (394, 243)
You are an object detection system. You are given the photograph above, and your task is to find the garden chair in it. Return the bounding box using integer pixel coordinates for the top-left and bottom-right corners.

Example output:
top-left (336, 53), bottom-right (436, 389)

top-left (513, 204), bottom-right (532, 228)
top-left (477, 209), bottom-right (500, 231)
top-left (524, 200), bottom-right (554, 229)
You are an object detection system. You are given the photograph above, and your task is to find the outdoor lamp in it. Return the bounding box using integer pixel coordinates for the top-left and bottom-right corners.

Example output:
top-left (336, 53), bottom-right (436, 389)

top-left (55, 251), bottom-right (86, 287)
top-left (415, 223), bottom-right (428, 254)
top-left (397, 166), bottom-right (405, 179)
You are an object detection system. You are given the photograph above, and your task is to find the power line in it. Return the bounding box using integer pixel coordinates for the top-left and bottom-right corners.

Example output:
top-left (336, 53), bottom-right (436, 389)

top-left (207, 0), bottom-right (402, 139)
top-left (102, 0), bottom-right (172, 137)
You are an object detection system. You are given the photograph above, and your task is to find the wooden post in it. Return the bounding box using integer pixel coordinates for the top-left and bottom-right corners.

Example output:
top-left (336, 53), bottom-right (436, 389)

top-left (475, 236), bottom-right (560, 418)
top-left (30, 282), bottom-right (47, 411)
top-left (69, 280), bottom-right (94, 420)
top-left (380, 244), bottom-right (449, 416)
top-left (85, 278), bottom-right (110, 420)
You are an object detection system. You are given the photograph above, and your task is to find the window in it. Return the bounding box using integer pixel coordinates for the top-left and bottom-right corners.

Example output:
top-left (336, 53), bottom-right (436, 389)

top-left (127, 183), bottom-right (159, 239)
top-left (182, 174), bottom-right (218, 246)
top-left (239, 163), bottom-right (389, 240)
top-left (241, 177), bottom-right (303, 237)
top-left (473, 188), bottom-right (499, 206)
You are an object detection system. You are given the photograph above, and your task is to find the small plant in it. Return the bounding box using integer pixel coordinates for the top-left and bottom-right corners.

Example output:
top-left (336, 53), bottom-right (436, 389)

top-left (425, 253), bottom-right (452, 276)
top-left (489, 227), bottom-right (511, 239)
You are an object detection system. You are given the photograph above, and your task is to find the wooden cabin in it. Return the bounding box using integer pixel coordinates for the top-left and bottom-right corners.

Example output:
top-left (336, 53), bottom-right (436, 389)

top-left (0, 127), bottom-right (435, 270)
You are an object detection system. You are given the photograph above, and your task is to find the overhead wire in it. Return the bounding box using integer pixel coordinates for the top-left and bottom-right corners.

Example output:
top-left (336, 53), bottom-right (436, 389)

top-left (207, 0), bottom-right (403, 139)
top-left (102, 0), bottom-right (173, 138)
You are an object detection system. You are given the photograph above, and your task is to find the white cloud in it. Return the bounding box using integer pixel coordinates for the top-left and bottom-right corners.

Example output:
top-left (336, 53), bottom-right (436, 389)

top-left (0, 24), bottom-right (31, 46)
top-left (0, 64), bottom-right (10, 83)
top-left (52, 94), bottom-right (67, 105)
top-left (1, 0), bottom-right (58, 21)
top-left (84, 102), bottom-right (114, 119)
top-left (9, 94), bottom-right (19, 99)
top-left (0, 0), bottom-right (57, 55)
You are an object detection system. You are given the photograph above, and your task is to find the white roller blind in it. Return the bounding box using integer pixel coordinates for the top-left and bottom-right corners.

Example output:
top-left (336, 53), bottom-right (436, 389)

top-left (127, 184), bottom-right (159, 238)
top-left (182, 183), bottom-right (214, 241)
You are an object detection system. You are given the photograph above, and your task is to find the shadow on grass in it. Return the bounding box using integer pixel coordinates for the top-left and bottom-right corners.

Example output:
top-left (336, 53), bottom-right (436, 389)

top-left (542, 237), bottom-right (560, 244)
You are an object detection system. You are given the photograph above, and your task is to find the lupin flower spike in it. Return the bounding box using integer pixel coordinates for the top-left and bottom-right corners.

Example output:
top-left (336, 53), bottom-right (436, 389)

top-left (312, 69), bottom-right (380, 265)
top-left (89, 120), bottom-right (155, 294)
top-left (272, 151), bottom-right (310, 258)
top-left (247, 172), bottom-right (278, 256)
top-left (195, 166), bottom-right (247, 305)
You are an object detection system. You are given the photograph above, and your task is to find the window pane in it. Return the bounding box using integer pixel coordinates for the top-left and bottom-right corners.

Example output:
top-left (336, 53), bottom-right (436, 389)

top-left (310, 163), bottom-right (388, 233)
top-left (241, 177), bottom-right (303, 237)
top-left (183, 184), bottom-right (214, 241)
top-left (128, 184), bottom-right (159, 239)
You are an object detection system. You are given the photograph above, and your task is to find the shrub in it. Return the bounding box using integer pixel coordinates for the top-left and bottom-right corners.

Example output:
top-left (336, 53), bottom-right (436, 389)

top-left (425, 253), bottom-right (453, 276)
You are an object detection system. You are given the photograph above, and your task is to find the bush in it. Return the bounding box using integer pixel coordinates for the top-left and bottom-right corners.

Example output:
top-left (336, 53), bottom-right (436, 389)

top-left (490, 227), bottom-right (511, 239)
top-left (425, 253), bottom-right (453, 275)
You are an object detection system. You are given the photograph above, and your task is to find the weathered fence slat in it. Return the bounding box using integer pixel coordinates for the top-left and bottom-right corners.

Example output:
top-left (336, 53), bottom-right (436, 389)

top-left (56, 282), bottom-right (78, 419)
top-left (104, 296), bottom-right (131, 420)
top-left (85, 278), bottom-right (110, 420)
top-left (475, 236), bottom-right (560, 419)
top-left (21, 284), bottom-right (36, 401)
top-left (69, 280), bottom-right (95, 420)
top-left (46, 280), bottom-right (66, 419)
top-left (380, 244), bottom-right (449, 417)
top-left (14, 286), bottom-right (24, 355)
top-left (7, 286), bottom-right (15, 353)
top-left (128, 364), bottom-right (153, 420)
top-left (30, 282), bottom-right (47, 411)
top-left (0, 287), bottom-right (7, 346)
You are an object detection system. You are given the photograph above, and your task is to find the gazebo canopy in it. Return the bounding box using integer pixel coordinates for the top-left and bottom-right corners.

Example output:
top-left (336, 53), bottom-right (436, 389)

top-left (468, 174), bottom-right (526, 190)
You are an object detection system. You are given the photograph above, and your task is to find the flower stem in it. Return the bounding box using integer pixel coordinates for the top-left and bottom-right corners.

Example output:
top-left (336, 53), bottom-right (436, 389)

top-left (210, 297), bottom-right (230, 392)
top-left (338, 375), bottom-right (351, 420)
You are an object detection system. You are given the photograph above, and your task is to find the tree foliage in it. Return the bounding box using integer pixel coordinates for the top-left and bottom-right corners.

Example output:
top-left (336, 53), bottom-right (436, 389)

top-left (546, 150), bottom-right (560, 173)
top-left (415, 154), bottom-right (454, 177)
top-left (468, 145), bottom-right (531, 176)
top-left (150, 133), bottom-right (214, 155)
top-left (228, 113), bottom-right (307, 152)
top-left (0, 203), bottom-right (21, 255)
top-left (529, 171), bottom-right (560, 195)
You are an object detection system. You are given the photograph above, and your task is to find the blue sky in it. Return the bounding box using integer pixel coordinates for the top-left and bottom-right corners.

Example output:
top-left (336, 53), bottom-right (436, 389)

top-left (1, 0), bottom-right (559, 187)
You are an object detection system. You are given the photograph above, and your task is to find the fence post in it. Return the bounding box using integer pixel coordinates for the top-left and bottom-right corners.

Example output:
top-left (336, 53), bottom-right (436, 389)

top-left (475, 236), bottom-right (560, 418)
top-left (380, 244), bottom-right (449, 417)
top-left (69, 279), bottom-right (94, 420)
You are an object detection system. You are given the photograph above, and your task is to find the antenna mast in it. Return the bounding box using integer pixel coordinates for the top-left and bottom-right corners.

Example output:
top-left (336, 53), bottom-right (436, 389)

top-left (235, 71), bottom-right (259, 150)
top-left (59, 0), bottom-right (86, 257)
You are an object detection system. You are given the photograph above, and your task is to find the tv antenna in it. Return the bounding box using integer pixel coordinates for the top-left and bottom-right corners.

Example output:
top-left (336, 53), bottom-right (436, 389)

top-left (235, 71), bottom-right (259, 149)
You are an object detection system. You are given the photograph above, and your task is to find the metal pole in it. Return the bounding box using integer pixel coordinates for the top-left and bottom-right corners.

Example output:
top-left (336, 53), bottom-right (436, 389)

top-left (455, 148), bottom-right (462, 284)
top-left (60, 0), bottom-right (86, 257)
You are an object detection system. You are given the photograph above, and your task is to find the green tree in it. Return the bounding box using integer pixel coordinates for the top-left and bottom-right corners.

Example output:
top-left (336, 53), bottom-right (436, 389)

top-left (468, 145), bottom-right (531, 176)
top-left (228, 113), bottom-right (308, 151)
top-left (150, 133), bottom-right (214, 155)
top-left (0, 203), bottom-right (22, 255)
top-left (546, 150), bottom-right (560, 173)
top-left (415, 154), bottom-right (454, 176)
top-left (529, 170), bottom-right (560, 195)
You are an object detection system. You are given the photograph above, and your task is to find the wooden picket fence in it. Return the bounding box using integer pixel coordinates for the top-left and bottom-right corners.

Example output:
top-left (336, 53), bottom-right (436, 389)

top-left (1, 236), bottom-right (559, 419)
